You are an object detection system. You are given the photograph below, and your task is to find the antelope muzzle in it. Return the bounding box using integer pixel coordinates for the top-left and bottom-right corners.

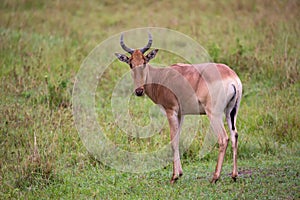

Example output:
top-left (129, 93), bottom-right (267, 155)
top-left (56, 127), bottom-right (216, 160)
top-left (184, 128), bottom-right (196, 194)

top-left (135, 87), bottom-right (144, 96)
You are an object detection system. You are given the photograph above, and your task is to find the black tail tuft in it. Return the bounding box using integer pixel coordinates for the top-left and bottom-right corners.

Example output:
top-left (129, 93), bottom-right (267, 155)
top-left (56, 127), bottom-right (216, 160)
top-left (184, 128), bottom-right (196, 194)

top-left (230, 84), bottom-right (237, 102)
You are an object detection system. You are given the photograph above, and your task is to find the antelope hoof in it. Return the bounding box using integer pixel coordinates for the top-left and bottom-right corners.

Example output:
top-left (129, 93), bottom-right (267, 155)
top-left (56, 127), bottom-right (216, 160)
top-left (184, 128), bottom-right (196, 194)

top-left (211, 174), bottom-right (219, 184)
top-left (170, 173), bottom-right (183, 184)
top-left (170, 177), bottom-right (178, 184)
top-left (232, 173), bottom-right (238, 182)
top-left (211, 178), bottom-right (219, 184)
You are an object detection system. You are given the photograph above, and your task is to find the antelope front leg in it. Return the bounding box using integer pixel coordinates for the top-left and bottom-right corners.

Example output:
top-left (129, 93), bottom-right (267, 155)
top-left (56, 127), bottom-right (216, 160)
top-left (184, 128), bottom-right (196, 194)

top-left (166, 109), bottom-right (183, 184)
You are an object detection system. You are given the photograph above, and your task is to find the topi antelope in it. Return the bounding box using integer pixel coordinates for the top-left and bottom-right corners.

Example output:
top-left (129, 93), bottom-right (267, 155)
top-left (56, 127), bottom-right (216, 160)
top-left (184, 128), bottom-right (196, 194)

top-left (115, 33), bottom-right (242, 184)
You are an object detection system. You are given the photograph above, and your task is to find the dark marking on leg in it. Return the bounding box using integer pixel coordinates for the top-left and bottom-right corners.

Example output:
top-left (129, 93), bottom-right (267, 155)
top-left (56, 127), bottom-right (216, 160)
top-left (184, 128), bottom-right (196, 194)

top-left (230, 106), bottom-right (236, 130)
top-left (229, 85), bottom-right (237, 131)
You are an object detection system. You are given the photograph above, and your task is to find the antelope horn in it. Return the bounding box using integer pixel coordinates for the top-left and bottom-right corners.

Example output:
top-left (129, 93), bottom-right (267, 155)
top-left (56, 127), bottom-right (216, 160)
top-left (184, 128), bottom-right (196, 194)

top-left (140, 32), bottom-right (152, 54)
top-left (120, 34), bottom-right (134, 54)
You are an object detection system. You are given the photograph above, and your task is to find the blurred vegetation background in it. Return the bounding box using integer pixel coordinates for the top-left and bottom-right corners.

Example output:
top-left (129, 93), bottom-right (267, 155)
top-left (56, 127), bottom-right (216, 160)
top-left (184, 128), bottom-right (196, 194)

top-left (0, 0), bottom-right (299, 199)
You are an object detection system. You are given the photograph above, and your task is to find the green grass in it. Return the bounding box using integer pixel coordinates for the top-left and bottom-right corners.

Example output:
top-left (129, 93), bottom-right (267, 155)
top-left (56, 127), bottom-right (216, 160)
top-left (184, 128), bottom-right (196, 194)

top-left (0, 0), bottom-right (299, 199)
top-left (3, 155), bottom-right (299, 199)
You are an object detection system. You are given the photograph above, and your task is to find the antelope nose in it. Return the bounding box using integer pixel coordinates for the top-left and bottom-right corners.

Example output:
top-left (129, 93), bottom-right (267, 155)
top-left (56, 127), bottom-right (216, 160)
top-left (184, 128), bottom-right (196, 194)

top-left (135, 87), bottom-right (144, 96)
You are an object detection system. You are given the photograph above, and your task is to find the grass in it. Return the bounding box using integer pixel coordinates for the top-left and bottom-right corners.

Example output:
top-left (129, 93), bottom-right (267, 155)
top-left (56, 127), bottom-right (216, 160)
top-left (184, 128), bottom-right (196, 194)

top-left (3, 156), bottom-right (299, 199)
top-left (0, 0), bottom-right (299, 199)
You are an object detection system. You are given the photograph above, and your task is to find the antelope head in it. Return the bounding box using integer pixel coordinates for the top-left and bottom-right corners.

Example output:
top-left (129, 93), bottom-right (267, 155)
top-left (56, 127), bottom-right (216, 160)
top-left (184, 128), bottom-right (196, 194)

top-left (115, 33), bottom-right (159, 96)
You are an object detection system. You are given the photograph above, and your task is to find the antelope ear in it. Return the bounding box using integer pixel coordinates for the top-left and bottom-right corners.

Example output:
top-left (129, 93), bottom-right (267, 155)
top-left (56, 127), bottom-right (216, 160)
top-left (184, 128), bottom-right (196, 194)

top-left (115, 53), bottom-right (130, 64)
top-left (145, 49), bottom-right (159, 63)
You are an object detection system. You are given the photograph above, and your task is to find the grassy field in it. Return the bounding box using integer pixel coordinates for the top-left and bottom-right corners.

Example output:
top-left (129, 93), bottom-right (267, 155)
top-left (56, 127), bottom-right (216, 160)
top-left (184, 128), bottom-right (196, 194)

top-left (0, 0), bottom-right (299, 199)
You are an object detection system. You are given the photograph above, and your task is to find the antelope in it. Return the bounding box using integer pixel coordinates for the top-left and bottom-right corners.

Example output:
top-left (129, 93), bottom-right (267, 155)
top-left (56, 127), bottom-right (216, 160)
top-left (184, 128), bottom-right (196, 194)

top-left (115, 33), bottom-right (242, 184)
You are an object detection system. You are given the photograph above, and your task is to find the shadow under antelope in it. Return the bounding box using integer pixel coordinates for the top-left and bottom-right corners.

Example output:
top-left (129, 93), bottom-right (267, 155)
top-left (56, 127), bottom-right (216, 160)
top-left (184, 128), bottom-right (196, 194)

top-left (115, 33), bottom-right (242, 184)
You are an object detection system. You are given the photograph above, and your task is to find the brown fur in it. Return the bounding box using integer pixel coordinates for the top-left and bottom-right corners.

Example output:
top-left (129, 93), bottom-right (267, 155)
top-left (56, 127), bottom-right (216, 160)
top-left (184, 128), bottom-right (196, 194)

top-left (116, 43), bottom-right (242, 184)
top-left (130, 50), bottom-right (146, 67)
